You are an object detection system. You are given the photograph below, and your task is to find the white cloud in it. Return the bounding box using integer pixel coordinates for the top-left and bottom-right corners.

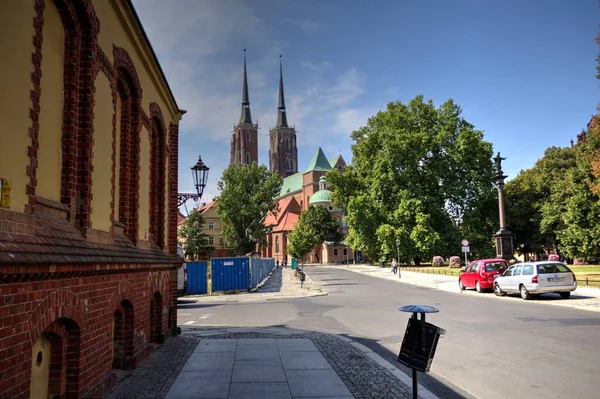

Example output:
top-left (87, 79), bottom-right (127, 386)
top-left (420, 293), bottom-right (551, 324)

top-left (285, 17), bottom-right (319, 33)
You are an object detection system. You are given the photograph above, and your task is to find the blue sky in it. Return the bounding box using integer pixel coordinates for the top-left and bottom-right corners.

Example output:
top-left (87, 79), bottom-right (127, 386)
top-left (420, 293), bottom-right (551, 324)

top-left (133, 0), bottom-right (599, 204)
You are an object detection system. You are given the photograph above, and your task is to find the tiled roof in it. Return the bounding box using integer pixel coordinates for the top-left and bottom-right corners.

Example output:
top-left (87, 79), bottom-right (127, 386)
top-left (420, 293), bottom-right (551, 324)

top-left (273, 211), bottom-right (299, 232)
top-left (265, 196), bottom-right (300, 226)
top-left (328, 154), bottom-right (342, 168)
top-left (0, 212), bottom-right (178, 265)
top-left (279, 172), bottom-right (303, 197)
top-left (199, 200), bottom-right (217, 214)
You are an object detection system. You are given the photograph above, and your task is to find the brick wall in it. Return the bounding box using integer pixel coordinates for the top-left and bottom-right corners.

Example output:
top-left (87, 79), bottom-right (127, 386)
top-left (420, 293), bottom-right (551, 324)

top-left (0, 264), bottom-right (177, 399)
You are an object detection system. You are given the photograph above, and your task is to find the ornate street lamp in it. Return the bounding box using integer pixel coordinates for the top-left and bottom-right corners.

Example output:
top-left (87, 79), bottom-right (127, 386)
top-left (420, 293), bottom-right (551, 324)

top-left (492, 152), bottom-right (514, 260)
top-left (178, 156), bottom-right (210, 207)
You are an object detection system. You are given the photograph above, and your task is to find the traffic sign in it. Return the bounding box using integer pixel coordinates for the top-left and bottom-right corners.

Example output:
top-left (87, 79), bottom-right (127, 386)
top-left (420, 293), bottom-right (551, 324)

top-left (461, 246), bottom-right (470, 253)
top-left (461, 239), bottom-right (469, 246)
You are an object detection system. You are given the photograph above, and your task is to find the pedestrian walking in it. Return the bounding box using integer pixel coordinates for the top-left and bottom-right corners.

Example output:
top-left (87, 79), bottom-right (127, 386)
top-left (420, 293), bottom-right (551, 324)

top-left (391, 258), bottom-right (398, 275)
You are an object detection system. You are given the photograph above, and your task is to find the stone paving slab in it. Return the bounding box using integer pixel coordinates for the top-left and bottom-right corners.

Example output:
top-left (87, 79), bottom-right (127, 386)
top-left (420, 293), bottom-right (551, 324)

top-left (232, 360), bottom-right (287, 382)
top-left (280, 351), bottom-right (332, 370)
top-left (109, 327), bottom-right (429, 399)
top-left (228, 382), bottom-right (292, 399)
top-left (182, 352), bottom-right (235, 371)
top-left (286, 369), bottom-right (353, 397)
top-left (276, 338), bottom-right (319, 352)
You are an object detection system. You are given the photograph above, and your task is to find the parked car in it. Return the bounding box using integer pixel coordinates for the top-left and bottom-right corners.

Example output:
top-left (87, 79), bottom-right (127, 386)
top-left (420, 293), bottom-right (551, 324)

top-left (459, 259), bottom-right (508, 293)
top-left (493, 261), bottom-right (577, 300)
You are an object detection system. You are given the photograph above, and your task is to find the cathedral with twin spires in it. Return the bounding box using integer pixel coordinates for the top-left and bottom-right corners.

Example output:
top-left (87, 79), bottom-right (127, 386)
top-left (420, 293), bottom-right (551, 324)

top-left (229, 51), bottom-right (298, 178)
top-left (228, 50), bottom-right (356, 264)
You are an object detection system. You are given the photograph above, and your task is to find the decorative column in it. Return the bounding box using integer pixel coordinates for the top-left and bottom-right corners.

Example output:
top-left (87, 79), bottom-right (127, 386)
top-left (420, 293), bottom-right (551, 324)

top-left (492, 152), bottom-right (514, 260)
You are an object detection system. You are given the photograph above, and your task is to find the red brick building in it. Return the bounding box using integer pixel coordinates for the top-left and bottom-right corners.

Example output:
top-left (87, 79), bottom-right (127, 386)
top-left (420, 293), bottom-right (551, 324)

top-left (261, 148), bottom-right (356, 264)
top-left (0, 1), bottom-right (184, 398)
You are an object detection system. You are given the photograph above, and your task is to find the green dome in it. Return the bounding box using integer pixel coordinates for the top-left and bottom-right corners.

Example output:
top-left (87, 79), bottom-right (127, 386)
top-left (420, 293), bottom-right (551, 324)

top-left (309, 189), bottom-right (332, 204)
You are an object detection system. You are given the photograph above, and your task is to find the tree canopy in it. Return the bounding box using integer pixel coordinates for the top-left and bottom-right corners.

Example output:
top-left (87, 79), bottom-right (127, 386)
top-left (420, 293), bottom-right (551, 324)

top-left (177, 210), bottom-right (212, 260)
top-left (216, 162), bottom-right (283, 255)
top-left (286, 205), bottom-right (340, 261)
top-left (328, 96), bottom-right (496, 264)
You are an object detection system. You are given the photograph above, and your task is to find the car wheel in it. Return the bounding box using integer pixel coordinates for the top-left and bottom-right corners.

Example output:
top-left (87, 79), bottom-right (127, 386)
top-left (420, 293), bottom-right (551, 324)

top-left (520, 284), bottom-right (531, 300)
top-left (559, 291), bottom-right (571, 299)
top-left (494, 283), bottom-right (506, 297)
top-left (475, 281), bottom-right (483, 293)
top-left (459, 279), bottom-right (465, 291)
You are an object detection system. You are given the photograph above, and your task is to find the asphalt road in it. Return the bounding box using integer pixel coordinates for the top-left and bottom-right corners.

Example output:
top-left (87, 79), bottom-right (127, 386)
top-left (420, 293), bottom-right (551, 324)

top-left (177, 266), bottom-right (600, 399)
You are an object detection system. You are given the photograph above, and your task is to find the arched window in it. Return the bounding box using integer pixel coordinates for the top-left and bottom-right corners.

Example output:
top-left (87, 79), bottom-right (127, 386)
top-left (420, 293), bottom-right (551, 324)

top-left (275, 237), bottom-right (280, 253)
top-left (115, 47), bottom-right (142, 243)
top-left (245, 152), bottom-right (251, 164)
top-left (285, 156), bottom-right (291, 171)
top-left (45, 0), bottom-right (99, 230)
top-left (246, 130), bottom-right (251, 142)
top-left (285, 136), bottom-right (290, 150)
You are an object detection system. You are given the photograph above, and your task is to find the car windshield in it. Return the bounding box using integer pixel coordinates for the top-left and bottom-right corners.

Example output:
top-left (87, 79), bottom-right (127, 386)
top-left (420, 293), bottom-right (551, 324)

top-left (485, 262), bottom-right (507, 272)
top-left (536, 263), bottom-right (572, 274)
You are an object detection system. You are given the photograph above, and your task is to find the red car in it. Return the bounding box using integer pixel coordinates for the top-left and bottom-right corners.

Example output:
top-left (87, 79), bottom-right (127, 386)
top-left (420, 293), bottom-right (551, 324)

top-left (459, 259), bottom-right (508, 293)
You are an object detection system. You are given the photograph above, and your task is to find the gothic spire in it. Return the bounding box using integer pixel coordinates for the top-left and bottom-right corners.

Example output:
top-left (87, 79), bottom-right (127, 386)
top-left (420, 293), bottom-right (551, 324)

top-left (276, 55), bottom-right (288, 128)
top-left (240, 49), bottom-right (252, 124)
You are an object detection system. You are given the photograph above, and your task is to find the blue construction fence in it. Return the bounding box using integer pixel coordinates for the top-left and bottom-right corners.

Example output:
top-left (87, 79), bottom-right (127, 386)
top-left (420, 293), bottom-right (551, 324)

top-left (185, 257), bottom-right (275, 295)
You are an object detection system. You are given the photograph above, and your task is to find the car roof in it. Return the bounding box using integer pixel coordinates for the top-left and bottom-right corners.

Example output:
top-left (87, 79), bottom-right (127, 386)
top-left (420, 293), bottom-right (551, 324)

top-left (526, 260), bottom-right (564, 264)
top-left (474, 258), bottom-right (507, 263)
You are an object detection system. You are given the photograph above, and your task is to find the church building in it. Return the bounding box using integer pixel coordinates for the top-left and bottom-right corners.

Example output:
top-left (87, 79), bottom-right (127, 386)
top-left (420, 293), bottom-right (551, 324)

top-left (227, 52), bottom-right (355, 265)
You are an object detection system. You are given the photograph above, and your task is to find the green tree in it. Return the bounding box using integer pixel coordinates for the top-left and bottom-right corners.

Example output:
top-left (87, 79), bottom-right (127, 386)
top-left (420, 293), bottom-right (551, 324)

top-left (328, 96), bottom-right (495, 264)
top-left (216, 162), bottom-right (283, 255)
top-left (287, 205), bottom-right (340, 262)
top-left (556, 139), bottom-right (600, 260)
top-left (177, 210), bottom-right (212, 260)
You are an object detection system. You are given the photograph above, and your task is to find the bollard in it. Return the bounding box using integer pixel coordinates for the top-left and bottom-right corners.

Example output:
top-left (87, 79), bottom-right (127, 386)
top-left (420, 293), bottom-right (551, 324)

top-left (398, 305), bottom-right (445, 399)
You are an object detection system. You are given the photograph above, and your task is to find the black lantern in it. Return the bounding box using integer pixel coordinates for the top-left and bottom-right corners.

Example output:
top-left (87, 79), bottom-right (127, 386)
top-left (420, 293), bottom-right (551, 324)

top-left (191, 156), bottom-right (209, 196)
top-left (178, 155), bottom-right (209, 207)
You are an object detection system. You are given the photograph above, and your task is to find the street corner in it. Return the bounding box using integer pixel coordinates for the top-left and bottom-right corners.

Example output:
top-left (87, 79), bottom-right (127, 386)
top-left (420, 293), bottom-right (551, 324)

top-left (174, 327), bottom-right (438, 399)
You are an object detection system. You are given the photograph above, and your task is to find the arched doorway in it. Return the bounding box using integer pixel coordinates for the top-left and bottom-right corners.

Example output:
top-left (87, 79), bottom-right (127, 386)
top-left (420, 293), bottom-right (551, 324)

top-left (30, 318), bottom-right (80, 399)
top-left (113, 300), bottom-right (134, 369)
top-left (149, 292), bottom-right (164, 343)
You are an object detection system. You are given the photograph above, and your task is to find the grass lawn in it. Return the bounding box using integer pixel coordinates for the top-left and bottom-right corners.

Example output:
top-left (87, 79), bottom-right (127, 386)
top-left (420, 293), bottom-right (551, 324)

top-left (402, 265), bottom-right (600, 287)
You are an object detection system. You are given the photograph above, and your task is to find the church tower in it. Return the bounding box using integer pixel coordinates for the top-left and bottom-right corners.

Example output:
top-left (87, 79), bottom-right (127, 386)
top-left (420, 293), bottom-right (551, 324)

top-left (269, 56), bottom-right (298, 177)
top-left (230, 50), bottom-right (259, 166)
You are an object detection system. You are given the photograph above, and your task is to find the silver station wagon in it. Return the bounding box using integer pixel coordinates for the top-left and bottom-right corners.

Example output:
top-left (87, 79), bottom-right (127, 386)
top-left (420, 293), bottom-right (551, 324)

top-left (493, 261), bottom-right (577, 300)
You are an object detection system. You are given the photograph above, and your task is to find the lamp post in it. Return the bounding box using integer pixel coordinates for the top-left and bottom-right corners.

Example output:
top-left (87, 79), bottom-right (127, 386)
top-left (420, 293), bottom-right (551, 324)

top-left (178, 156), bottom-right (210, 207)
top-left (396, 238), bottom-right (401, 278)
top-left (492, 152), bottom-right (514, 260)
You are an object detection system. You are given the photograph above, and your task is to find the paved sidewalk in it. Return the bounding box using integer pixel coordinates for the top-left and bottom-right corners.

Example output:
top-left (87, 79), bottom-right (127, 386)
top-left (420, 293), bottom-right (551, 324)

top-left (183, 267), bottom-right (326, 303)
top-left (328, 264), bottom-right (600, 312)
top-left (109, 327), bottom-right (436, 399)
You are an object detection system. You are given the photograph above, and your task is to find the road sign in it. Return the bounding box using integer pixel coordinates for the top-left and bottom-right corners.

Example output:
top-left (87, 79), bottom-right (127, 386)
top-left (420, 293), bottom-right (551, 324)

top-left (461, 239), bottom-right (469, 246)
top-left (461, 246), bottom-right (470, 253)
